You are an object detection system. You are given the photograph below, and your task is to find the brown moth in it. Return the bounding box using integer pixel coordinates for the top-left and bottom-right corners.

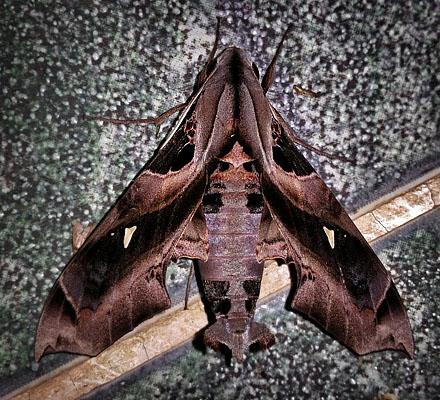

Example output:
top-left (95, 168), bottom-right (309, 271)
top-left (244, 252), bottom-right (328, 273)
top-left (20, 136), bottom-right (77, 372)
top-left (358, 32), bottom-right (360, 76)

top-left (35, 20), bottom-right (414, 363)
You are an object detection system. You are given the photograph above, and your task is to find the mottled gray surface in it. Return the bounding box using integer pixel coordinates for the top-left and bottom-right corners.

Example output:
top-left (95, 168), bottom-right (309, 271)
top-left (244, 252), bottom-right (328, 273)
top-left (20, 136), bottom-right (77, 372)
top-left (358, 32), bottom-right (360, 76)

top-left (1, 0), bottom-right (439, 398)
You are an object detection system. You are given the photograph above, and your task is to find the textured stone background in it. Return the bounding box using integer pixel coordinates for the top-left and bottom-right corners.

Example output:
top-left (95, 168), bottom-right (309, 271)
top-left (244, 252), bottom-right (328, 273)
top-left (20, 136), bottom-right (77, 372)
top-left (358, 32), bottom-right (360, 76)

top-left (1, 0), bottom-right (439, 398)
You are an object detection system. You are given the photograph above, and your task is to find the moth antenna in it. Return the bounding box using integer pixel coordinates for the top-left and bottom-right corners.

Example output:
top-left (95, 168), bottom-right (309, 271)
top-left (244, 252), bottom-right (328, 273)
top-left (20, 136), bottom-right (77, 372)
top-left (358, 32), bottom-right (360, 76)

top-left (197, 17), bottom-right (221, 86)
top-left (208, 17), bottom-right (221, 66)
top-left (262, 24), bottom-right (293, 94)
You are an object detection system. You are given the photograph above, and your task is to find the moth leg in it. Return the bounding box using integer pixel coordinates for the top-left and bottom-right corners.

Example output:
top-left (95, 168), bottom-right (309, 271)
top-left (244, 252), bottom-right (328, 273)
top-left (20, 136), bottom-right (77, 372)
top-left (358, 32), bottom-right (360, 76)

top-left (84, 102), bottom-right (187, 133)
top-left (72, 221), bottom-right (94, 253)
top-left (289, 133), bottom-right (353, 163)
top-left (271, 106), bottom-right (355, 164)
top-left (262, 25), bottom-right (293, 93)
top-left (183, 261), bottom-right (195, 310)
top-left (293, 84), bottom-right (320, 98)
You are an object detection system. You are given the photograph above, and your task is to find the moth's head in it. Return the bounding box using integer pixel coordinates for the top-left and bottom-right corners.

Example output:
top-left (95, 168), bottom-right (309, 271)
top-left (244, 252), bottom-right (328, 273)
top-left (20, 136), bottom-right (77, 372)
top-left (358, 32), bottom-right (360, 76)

top-left (196, 47), bottom-right (261, 89)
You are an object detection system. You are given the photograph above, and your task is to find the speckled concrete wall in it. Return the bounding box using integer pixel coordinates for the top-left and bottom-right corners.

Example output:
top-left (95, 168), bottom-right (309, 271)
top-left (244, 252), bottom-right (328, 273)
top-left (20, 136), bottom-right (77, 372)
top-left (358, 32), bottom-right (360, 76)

top-left (1, 0), bottom-right (439, 399)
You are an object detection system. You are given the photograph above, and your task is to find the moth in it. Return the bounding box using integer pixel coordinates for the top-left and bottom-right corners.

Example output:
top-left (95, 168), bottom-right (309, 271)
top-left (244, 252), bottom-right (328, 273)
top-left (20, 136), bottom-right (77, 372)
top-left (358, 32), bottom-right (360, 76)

top-left (35, 20), bottom-right (414, 363)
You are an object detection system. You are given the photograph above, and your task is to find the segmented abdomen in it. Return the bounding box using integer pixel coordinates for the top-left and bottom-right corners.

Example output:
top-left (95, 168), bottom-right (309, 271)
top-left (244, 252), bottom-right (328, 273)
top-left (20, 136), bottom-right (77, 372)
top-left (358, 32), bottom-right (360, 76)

top-left (199, 142), bottom-right (264, 320)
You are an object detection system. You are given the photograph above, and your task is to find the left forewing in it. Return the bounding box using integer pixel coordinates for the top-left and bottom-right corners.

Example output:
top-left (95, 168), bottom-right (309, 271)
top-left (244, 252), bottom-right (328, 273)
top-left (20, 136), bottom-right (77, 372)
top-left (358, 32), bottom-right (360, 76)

top-left (35, 108), bottom-right (209, 361)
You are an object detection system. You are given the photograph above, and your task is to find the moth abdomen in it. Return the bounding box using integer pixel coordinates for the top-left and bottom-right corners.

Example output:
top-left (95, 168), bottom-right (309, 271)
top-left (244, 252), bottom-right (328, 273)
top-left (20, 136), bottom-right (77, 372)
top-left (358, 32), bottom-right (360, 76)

top-left (198, 141), bottom-right (274, 360)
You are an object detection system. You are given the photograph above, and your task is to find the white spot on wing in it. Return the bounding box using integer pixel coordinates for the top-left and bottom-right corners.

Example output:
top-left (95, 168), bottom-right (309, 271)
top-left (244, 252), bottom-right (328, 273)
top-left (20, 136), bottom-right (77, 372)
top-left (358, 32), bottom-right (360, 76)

top-left (323, 226), bottom-right (335, 249)
top-left (124, 226), bottom-right (137, 248)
